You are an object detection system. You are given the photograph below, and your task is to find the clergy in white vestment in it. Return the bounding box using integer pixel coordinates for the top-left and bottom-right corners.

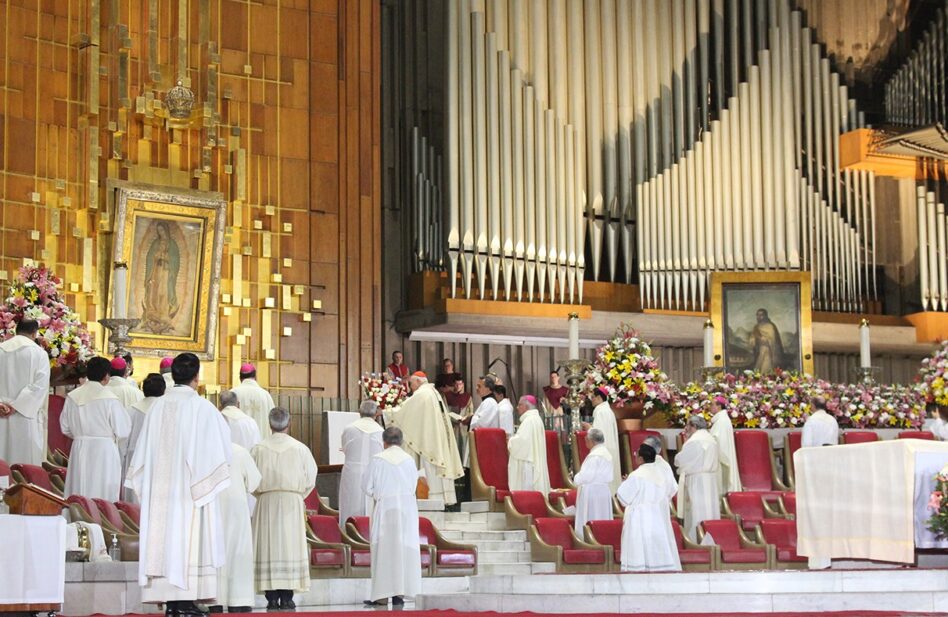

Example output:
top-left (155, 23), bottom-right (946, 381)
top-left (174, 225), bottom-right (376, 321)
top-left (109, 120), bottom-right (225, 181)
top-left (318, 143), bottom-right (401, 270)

top-left (363, 426), bottom-right (422, 607)
top-left (0, 320), bottom-right (50, 466)
top-left (617, 440), bottom-right (681, 572)
top-left (928, 404), bottom-right (948, 441)
top-left (494, 385), bottom-right (515, 436)
top-left (573, 428), bottom-right (615, 535)
top-left (106, 356), bottom-right (145, 408)
top-left (62, 357), bottom-right (132, 501)
top-left (251, 407), bottom-right (317, 611)
top-left (802, 396), bottom-right (840, 447)
top-left (125, 353), bottom-right (233, 615)
top-left (232, 363), bottom-right (275, 440)
top-left (708, 399), bottom-right (741, 494)
top-left (584, 388), bottom-right (623, 493)
top-left (675, 415), bottom-right (721, 541)
top-left (124, 373), bottom-right (166, 503)
top-left (213, 443), bottom-right (261, 613)
top-left (507, 395), bottom-right (551, 493)
top-left (159, 357), bottom-right (175, 390)
top-left (467, 374), bottom-right (500, 430)
top-left (338, 400), bottom-right (384, 525)
top-left (218, 390), bottom-right (261, 451)
top-left (384, 373), bottom-right (463, 506)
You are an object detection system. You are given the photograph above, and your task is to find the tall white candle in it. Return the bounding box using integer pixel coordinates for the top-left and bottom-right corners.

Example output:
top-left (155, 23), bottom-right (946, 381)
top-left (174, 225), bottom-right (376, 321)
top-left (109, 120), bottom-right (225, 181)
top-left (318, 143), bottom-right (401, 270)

top-left (859, 319), bottom-right (871, 369)
top-left (703, 320), bottom-right (715, 367)
top-left (568, 313), bottom-right (580, 359)
top-left (113, 264), bottom-right (128, 319)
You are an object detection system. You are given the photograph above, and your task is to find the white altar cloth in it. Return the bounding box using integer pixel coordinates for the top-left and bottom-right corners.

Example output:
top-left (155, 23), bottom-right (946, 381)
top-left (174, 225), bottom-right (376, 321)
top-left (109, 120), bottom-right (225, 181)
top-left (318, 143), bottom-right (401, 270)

top-left (795, 439), bottom-right (948, 564)
top-left (0, 514), bottom-right (66, 604)
top-left (326, 411), bottom-right (359, 465)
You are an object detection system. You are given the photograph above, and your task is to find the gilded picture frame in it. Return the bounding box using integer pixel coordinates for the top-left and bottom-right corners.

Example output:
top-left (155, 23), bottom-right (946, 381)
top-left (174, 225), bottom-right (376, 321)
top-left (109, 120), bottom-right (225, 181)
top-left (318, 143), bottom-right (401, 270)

top-left (710, 271), bottom-right (814, 375)
top-left (110, 183), bottom-right (226, 360)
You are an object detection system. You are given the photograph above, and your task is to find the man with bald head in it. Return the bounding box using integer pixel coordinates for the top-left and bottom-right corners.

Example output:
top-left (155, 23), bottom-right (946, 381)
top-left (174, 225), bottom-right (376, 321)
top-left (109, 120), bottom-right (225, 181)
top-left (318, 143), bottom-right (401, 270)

top-left (219, 390), bottom-right (261, 450)
top-left (338, 400), bottom-right (384, 524)
top-left (802, 396), bottom-right (839, 447)
top-left (573, 428), bottom-right (614, 534)
top-left (675, 415), bottom-right (721, 541)
top-left (232, 363), bottom-right (275, 439)
top-left (507, 396), bottom-right (550, 493)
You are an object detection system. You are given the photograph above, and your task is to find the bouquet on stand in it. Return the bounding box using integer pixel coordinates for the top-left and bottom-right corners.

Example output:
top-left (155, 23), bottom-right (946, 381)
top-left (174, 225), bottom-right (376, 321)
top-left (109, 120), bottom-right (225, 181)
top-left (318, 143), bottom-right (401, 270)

top-left (583, 322), bottom-right (674, 413)
top-left (927, 464), bottom-right (948, 539)
top-left (359, 372), bottom-right (409, 410)
top-left (919, 340), bottom-right (948, 407)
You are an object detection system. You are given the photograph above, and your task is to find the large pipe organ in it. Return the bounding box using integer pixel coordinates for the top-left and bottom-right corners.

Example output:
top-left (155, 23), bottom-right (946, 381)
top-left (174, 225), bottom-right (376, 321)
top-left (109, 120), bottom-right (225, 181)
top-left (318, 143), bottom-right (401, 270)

top-left (394, 0), bottom-right (881, 313)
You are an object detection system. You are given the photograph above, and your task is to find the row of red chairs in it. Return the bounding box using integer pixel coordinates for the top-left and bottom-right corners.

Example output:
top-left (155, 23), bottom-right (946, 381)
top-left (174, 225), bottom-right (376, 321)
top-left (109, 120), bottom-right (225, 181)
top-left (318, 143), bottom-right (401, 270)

top-left (64, 494), bottom-right (140, 560)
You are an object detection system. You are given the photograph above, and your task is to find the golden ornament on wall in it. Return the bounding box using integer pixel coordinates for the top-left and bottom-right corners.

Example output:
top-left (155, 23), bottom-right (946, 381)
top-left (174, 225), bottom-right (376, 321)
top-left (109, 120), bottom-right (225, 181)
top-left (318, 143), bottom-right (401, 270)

top-left (166, 80), bottom-right (195, 120)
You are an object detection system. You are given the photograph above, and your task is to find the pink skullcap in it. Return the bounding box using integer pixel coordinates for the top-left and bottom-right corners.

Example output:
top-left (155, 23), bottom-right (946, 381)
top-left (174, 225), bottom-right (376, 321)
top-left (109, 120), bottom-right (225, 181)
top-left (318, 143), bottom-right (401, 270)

top-left (110, 357), bottom-right (127, 370)
top-left (714, 395), bottom-right (727, 405)
top-left (159, 357), bottom-right (174, 369)
top-left (595, 387), bottom-right (609, 400)
top-left (412, 371), bottom-right (427, 378)
top-left (523, 395), bottom-right (538, 406)
top-left (240, 363), bottom-right (255, 374)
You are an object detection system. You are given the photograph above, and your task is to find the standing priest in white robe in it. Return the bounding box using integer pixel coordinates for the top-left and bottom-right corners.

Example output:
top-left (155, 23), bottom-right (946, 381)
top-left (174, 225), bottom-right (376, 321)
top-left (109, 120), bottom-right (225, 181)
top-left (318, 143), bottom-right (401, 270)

top-left (384, 373), bottom-right (463, 506)
top-left (573, 428), bottom-right (614, 535)
top-left (362, 427), bottom-right (422, 607)
top-left (507, 395), bottom-right (550, 493)
top-left (106, 356), bottom-right (144, 408)
top-left (585, 388), bottom-right (623, 492)
top-left (338, 400), bottom-right (384, 525)
top-left (62, 356), bottom-right (132, 501)
top-left (123, 373), bottom-right (166, 503)
top-left (0, 320), bottom-right (50, 466)
top-left (675, 415), bottom-right (721, 541)
top-left (159, 357), bottom-right (175, 390)
top-left (213, 441), bottom-right (260, 613)
top-left (468, 374), bottom-right (500, 430)
top-left (802, 396), bottom-right (839, 447)
top-left (125, 353), bottom-right (233, 615)
top-left (218, 390), bottom-right (261, 450)
top-left (251, 407), bottom-right (317, 611)
top-left (493, 385), bottom-right (515, 436)
top-left (232, 363), bottom-right (275, 440)
top-left (708, 399), bottom-right (741, 494)
top-left (617, 439), bottom-right (681, 572)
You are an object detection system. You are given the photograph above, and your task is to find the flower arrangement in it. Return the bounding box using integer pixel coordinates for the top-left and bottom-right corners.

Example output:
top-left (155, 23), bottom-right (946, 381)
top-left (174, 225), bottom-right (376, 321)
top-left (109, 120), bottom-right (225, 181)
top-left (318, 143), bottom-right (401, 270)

top-left (927, 464), bottom-right (948, 539)
top-left (671, 369), bottom-right (925, 430)
top-left (918, 340), bottom-right (948, 406)
top-left (359, 372), bottom-right (409, 410)
top-left (0, 264), bottom-right (94, 367)
top-left (584, 323), bottom-right (674, 411)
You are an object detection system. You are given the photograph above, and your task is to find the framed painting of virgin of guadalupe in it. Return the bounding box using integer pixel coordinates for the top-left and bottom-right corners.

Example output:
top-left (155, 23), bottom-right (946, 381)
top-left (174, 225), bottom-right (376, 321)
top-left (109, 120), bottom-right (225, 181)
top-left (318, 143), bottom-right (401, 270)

top-left (110, 184), bottom-right (226, 359)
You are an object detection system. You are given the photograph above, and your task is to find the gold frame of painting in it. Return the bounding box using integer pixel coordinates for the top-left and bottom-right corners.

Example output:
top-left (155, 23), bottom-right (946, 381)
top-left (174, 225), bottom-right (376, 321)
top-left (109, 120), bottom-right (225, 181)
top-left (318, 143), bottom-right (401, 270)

top-left (110, 183), bottom-right (226, 360)
top-left (709, 271), bottom-right (814, 375)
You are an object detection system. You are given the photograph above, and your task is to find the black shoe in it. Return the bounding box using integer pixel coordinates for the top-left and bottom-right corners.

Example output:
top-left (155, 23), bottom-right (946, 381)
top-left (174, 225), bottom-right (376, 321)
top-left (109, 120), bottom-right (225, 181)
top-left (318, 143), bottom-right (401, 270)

top-left (392, 596), bottom-right (405, 606)
top-left (167, 602), bottom-right (208, 617)
top-left (207, 606), bottom-right (223, 614)
top-left (363, 599), bottom-right (387, 606)
top-left (227, 608), bottom-right (253, 613)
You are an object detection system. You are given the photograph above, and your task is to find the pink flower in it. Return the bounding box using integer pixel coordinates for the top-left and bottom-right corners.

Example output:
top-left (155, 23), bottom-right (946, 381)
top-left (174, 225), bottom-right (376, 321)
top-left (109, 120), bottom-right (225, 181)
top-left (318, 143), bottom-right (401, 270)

top-left (930, 491), bottom-right (944, 511)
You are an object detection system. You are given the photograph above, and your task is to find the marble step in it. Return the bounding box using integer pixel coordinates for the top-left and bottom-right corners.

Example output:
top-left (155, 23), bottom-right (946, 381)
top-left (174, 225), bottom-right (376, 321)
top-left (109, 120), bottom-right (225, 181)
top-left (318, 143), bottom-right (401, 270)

top-left (460, 500), bottom-right (490, 513)
top-left (441, 529), bottom-right (527, 541)
top-left (477, 550), bottom-right (532, 564)
top-left (465, 540), bottom-right (530, 552)
top-left (476, 562), bottom-right (557, 576)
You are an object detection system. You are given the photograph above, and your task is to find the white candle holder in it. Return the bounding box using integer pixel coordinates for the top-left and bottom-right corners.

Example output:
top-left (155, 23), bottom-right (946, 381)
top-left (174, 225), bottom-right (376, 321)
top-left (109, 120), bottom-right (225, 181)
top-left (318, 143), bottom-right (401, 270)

top-left (697, 365), bottom-right (725, 386)
top-left (557, 357), bottom-right (592, 434)
top-left (98, 317), bottom-right (140, 357)
top-left (850, 365), bottom-right (881, 386)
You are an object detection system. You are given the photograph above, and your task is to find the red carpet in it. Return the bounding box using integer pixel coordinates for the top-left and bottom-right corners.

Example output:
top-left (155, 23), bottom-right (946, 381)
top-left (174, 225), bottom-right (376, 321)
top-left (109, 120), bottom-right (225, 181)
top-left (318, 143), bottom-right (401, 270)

top-left (107, 611), bottom-right (948, 617)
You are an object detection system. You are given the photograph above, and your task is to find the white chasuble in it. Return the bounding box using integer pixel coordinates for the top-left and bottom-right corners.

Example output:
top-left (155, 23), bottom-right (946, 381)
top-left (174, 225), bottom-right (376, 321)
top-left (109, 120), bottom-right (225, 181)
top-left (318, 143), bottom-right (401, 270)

top-left (710, 410), bottom-right (742, 494)
top-left (802, 409), bottom-right (840, 447)
top-left (363, 446), bottom-right (422, 601)
top-left (126, 386), bottom-right (232, 602)
top-left (591, 401), bottom-right (623, 492)
top-left (497, 399), bottom-right (515, 436)
top-left (617, 462), bottom-right (681, 572)
top-left (251, 432), bottom-right (317, 593)
top-left (217, 444), bottom-right (261, 608)
top-left (0, 335), bottom-right (51, 466)
top-left (675, 428), bottom-right (721, 541)
top-left (573, 444), bottom-right (615, 535)
top-left (338, 417), bottom-right (384, 525)
top-left (469, 397), bottom-right (499, 430)
top-left (231, 379), bottom-right (275, 439)
top-left (507, 409), bottom-right (550, 494)
top-left (106, 375), bottom-right (144, 409)
top-left (221, 405), bottom-right (262, 450)
top-left (61, 381), bottom-right (132, 501)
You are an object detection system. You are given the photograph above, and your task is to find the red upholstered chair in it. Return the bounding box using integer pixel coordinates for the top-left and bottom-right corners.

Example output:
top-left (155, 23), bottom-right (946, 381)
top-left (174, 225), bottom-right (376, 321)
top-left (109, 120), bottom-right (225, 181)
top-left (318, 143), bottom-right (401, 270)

top-left (321, 514), bottom-right (372, 577)
top-left (672, 518), bottom-right (718, 571)
top-left (698, 519), bottom-right (773, 570)
top-left (304, 487), bottom-right (339, 517)
top-left (10, 463), bottom-right (61, 495)
top-left (842, 431), bottom-right (879, 444)
top-left (42, 462), bottom-right (66, 493)
top-left (620, 430), bottom-right (666, 476)
top-left (114, 501), bottom-right (141, 532)
top-left (585, 519), bottom-right (624, 564)
top-left (783, 431), bottom-right (803, 488)
top-left (756, 519), bottom-right (807, 568)
top-left (721, 492), bottom-right (786, 532)
top-left (734, 430), bottom-right (788, 499)
top-left (528, 517), bottom-right (613, 573)
top-left (0, 458), bottom-right (9, 482)
top-left (67, 495), bottom-right (139, 560)
top-left (419, 516), bottom-right (477, 576)
top-left (778, 492), bottom-right (796, 518)
top-left (546, 430), bottom-right (575, 498)
top-left (46, 394), bottom-right (71, 464)
top-left (898, 430), bottom-right (934, 440)
top-left (550, 488), bottom-right (578, 513)
top-left (306, 514), bottom-right (350, 577)
top-left (470, 428), bottom-right (511, 511)
top-left (570, 431), bottom-right (591, 473)
top-left (93, 498), bottom-right (135, 534)
top-left (504, 490), bottom-right (571, 531)
top-left (345, 516), bottom-right (433, 575)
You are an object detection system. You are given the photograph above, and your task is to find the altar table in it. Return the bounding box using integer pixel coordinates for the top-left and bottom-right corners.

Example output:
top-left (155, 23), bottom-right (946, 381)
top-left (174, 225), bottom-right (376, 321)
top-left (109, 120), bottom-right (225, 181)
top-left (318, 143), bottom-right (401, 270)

top-left (0, 514), bottom-right (66, 606)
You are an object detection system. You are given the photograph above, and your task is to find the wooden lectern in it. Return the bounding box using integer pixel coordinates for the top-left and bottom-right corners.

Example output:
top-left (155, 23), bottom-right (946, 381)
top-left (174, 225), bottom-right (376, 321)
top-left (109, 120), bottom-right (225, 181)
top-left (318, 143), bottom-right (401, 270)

top-left (4, 483), bottom-right (67, 515)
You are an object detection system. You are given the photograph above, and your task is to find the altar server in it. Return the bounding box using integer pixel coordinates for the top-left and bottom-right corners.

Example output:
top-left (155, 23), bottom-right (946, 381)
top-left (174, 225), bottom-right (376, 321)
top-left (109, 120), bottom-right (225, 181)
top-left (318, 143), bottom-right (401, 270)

top-left (338, 400), bottom-right (384, 525)
top-left (493, 384), bottom-right (515, 436)
top-left (159, 356), bottom-right (174, 389)
top-left (617, 441), bottom-right (681, 572)
top-left (929, 404), bottom-right (948, 441)
top-left (573, 428), bottom-right (615, 535)
top-left (0, 320), bottom-right (50, 466)
top-left (675, 415), bottom-right (721, 541)
top-left (124, 373), bottom-right (166, 502)
top-left (507, 396), bottom-right (550, 493)
top-left (214, 442), bottom-right (261, 613)
top-left (62, 357), bottom-right (132, 501)
top-left (232, 363), bottom-right (275, 439)
top-left (708, 399), bottom-right (741, 494)
top-left (125, 353), bottom-right (233, 615)
top-left (587, 388), bottom-right (623, 492)
top-left (468, 374), bottom-right (500, 430)
top-left (363, 427), bottom-right (422, 607)
top-left (385, 373), bottom-right (463, 506)
top-left (218, 390), bottom-right (261, 450)
top-left (802, 397), bottom-right (840, 447)
top-left (106, 356), bottom-right (144, 408)
top-left (252, 407), bottom-right (317, 611)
